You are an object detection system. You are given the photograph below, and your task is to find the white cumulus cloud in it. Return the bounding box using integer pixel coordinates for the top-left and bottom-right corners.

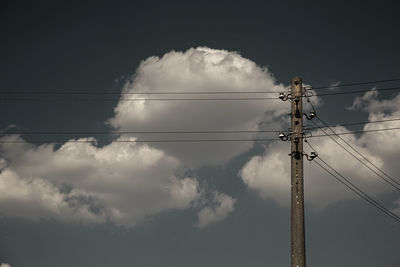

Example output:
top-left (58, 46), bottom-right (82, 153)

top-left (0, 47), bottom-right (312, 226)
top-left (0, 135), bottom-right (199, 226)
top-left (196, 191), bottom-right (236, 228)
top-left (109, 47), bottom-right (287, 166)
top-left (240, 90), bottom-right (400, 209)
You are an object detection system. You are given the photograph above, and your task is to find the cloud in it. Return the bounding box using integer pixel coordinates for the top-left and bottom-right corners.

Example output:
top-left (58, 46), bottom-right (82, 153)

top-left (109, 47), bottom-right (287, 166)
top-left (0, 168), bottom-right (103, 223)
top-left (2, 47), bottom-right (285, 227)
top-left (392, 198), bottom-right (400, 216)
top-left (0, 47), bottom-right (332, 226)
top-left (240, 90), bottom-right (400, 209)
top-left (196, 191), bottom-right (236, 228)
top-left (0, 135), bottom-right (199, 226)
top-left (347, 88), bottom-right (379, 110)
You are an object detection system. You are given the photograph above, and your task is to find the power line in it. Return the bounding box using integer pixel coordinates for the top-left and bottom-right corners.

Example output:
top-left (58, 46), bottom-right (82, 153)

top-left (305, 140), bottom-right (400, 223)
top-left (316, 116), bottom-right (400, 187)
top-left (0, 138), bottom-right (278, 144)
top-left (0, 96), bottom-right (279, 101)
top-left (310, 118), bottom-right (400, 129)
top-left (314, 160), bottom-right (400, 223)
top-left (308, 154), bottom-right (400, 223)
top-left (3, 118), bottom-right (400, 136)
top-left (0, 90), bottom-right (281, 95)
top-left (1, 126), bottom-right (400, 141)
top-left (306, 90), bottom-right (400, 188)
top-left (315, 86), bottom-right (400, 96)
top-left (2, 129), bottom-right (280, 135)
top-left (2, 77), bottom-right (400, 95)
top-left (310, 127), bottom-right (400, 137)
top-left (309, 120), bottom-right (400, 191)
top-left (1, 86), bottom-right (399, 101)
top-left (312, 78), bottom-right (400, 90)
top-left (306, 92), bottom-right (400, 137)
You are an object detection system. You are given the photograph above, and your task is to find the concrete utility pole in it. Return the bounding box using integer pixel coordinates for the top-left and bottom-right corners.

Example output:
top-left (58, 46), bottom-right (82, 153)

top-left (290, 77), bottom-right (306, 267)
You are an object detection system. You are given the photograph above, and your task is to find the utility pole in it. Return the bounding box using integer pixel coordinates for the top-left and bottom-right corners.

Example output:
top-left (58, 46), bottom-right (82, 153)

top-left (290, 77), bottom-right (306, 267)
top-left (279, 77), bottom-right (316, 266)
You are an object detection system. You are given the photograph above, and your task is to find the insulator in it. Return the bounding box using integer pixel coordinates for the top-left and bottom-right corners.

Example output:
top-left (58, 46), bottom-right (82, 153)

top-left (310, 151), bottom-right (318, 159)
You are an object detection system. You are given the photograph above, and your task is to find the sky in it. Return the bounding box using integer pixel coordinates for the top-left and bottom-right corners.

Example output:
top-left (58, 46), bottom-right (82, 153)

top-left (1, 0), bottom-right (400, 266)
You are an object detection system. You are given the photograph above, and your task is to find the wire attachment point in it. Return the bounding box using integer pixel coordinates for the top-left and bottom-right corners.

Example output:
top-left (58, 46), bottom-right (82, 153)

top-left (278, 92), bottom-right (292, 101)
top-left (303, 111), bottom-right (316, 120)
top-left (279, 132), bottom-right (290, 141)
top-left (304, 151), bottom-right (318, 161)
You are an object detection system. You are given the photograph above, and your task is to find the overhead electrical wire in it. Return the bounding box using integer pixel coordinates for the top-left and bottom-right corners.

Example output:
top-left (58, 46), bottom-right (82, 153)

top-left (2, 129), bottom-right (281, 135)
top-left (305, 91), bottom-right (400, 191)
top-left (307, 86), bottom-right (400, 187)
top-left (316, 116), bottom-right (400, 186)
top-left (2, 126), bottom-right (400, 137)
top-left (0, 76), bottom-right (400, 101)
top-left (3, 118), bottom-right (399, 135)
top-left (1, 77), bottom-right (399, 223)
top-left (0, 90), bottom-right (281, 95)
top-left (2, 77), bottom-right (400, 95)
top-left (305, 140), bottom-right (400, 223)
top-left (314, 159), bottom-right (400, 223)
top-left (310, 118), bottom-right (400, 129)
top-left (310, 127), bottom-right (400, 137)
top-left (0, 138), bottom-right (278, 144)
top-left (0, 96), bottom-right (279, 101)
top-left (1, 127), bottom-right (400, 143)
top-left (311, 77), bottom-right (400, 90)
top-left (315, 86), bottom-right (400, 96)
top-left (308, 117), bottom-right (400, 191)
top-left (0, 86), bottom-right (399, 101)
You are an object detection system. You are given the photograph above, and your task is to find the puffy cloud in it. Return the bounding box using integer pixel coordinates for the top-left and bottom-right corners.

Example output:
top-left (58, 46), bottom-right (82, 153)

top-left (196, 191), bottom-right (236, 228)
top-left (0, 47), bottom-right (331, 226)
top-left (240, 142), bottom-right (290, 207)
top-left (109, 47), bottom-right (287, 166)
top-left (2, 47), bottom-right (286, 227)
top-left (0, 169), bottom-right (104, 223)
top-left (0, 135), bottom-right (199, 226)
top-left (357, 92), bottom-right (400, 173)
top-left (240, 90), bottom-right (400, 209)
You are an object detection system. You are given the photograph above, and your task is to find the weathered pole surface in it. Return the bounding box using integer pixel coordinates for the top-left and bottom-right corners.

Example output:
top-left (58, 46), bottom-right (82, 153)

top-left (290, 77), bottom-right (306, 267)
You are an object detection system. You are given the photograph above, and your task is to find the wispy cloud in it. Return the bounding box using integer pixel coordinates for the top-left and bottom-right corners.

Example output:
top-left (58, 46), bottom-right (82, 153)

top-left (196, 191), bottom-right (236, 228)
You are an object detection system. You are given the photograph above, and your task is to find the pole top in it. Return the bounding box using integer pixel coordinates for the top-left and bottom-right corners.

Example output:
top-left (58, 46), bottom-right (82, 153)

top-left (291, 77), bottom-right (302, 86)
top-left (291, 77), bottom-right (303, 94)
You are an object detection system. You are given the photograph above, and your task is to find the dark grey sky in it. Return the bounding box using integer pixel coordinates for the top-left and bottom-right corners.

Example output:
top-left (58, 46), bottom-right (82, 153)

top-left (1, 1), bottom-right (400, 266)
